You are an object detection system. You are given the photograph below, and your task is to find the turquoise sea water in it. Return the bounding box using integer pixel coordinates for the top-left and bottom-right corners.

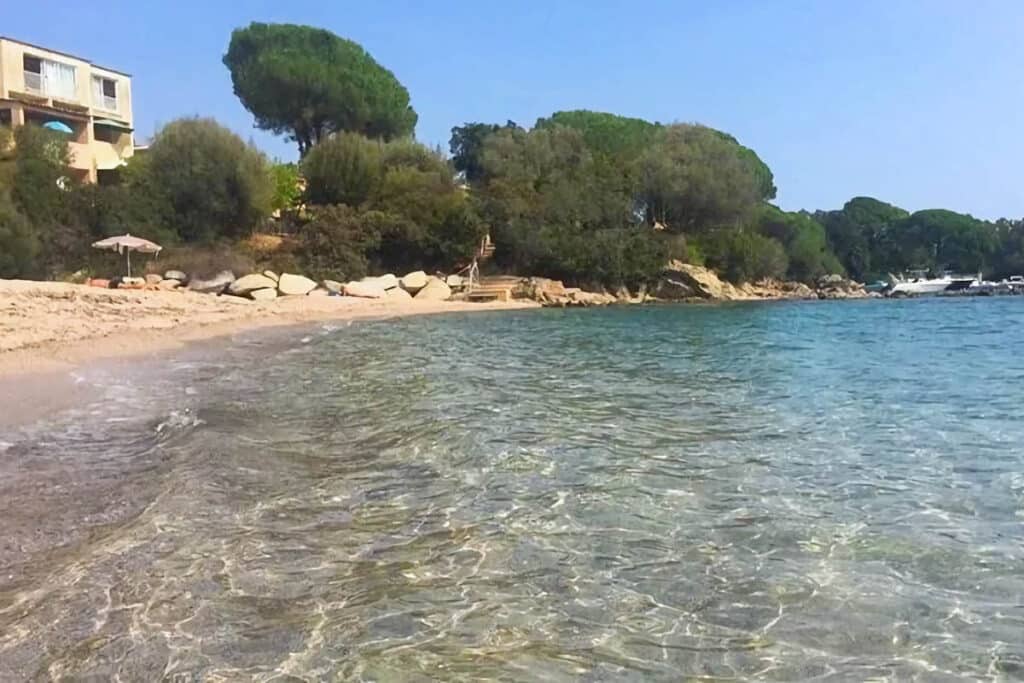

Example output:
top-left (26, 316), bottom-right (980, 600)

top-left (1, 298), bottom-right (1023, 680)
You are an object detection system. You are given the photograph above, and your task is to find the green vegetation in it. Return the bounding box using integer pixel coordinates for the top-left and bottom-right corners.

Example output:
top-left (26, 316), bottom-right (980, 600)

top-left (3, 23), bottom-right (1023, 290)
top-left (224, 23), bottom-right (417, 156)
top-left (300, 133), bottom-right (483, 275)
top-left (142, 118), bottom-right (274, 242)
top-left (817, 198), bottom-right (1018, 281)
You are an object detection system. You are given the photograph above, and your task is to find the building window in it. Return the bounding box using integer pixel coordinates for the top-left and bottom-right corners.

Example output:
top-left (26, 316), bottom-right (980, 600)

top-left (23, 54), bottom-right (77, 100)
top-left (92, 76), bottom-right (118, 111)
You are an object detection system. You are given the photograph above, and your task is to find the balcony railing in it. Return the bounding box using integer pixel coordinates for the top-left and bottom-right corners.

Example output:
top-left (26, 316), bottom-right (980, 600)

top-left (24, 70), bottom-right (42, 93)
top-left (97, 95), bottom-right (118, 112)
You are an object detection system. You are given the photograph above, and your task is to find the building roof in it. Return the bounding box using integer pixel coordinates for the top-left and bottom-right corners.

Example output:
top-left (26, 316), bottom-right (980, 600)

top-left (0, 35), bottom-right (132, 77)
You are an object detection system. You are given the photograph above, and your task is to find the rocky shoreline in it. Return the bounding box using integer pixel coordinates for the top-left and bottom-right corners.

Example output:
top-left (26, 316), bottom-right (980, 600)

top-left (472, 262), bottom-right (871, 308)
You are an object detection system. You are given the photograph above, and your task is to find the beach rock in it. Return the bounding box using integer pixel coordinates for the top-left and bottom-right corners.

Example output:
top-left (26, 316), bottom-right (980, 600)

top-left (307, 288), bottom-right (329, 297)
top-left (229, 273), bottom-right (277, 296)
top-left (164, 270), bottom-right (187, 283)
top-left (367, 274), bottom-right (399, 291)
top-left (818, 273), bottom-right (845, 286)
top-left (250, 288), bottom-right (278, 301)
top-left (386, 287), bottom-right (413, 300)
top-left (278, 273), bottom-right (317, 296)
top-left (663, 261), bottom-right (733, 299)
top-left (263, 270), bottom-right (279, 283)
top-left (399, 271), bottom-right (429, 293)
top-left (188, 270), bottom-right (235, 294)
top-left (322, 279), bottom-right (344, 295)
top-left (145, 273), bottom-right (163, 286)
top-left (157, 279), bottom-right (182, 290)
top-left (654, 276), bottom-right (698, 300)
top-left (415, 277), bottom-right (452, 301)
top-left (519, 277), bottom-right (568, 304)
top-left (343, 281), bottom-right (387, 299)
top-left (446, 274), bottom-right (465, 289)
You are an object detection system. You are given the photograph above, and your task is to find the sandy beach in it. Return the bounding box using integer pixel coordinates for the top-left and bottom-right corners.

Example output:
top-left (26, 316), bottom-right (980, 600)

top-left (0, 279), bottom-right (537, 427)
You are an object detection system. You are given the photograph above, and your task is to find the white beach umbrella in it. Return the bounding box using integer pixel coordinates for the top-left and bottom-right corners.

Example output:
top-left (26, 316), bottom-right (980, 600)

top-left (91, 234), bottom-right (162, 278)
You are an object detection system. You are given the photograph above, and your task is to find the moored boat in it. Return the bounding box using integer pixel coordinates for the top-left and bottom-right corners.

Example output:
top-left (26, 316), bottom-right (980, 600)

top-left (887, 271), bottom-right (979, 297)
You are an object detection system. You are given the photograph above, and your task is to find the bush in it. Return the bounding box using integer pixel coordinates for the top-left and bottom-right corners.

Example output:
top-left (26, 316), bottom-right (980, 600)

top-left (302, 132), bottom-right (384, 207)
top-left (699, 229), bottom-right (789, 283)
top-left (0, 194), bottom-right (41, 279)
top-left (298, 205), bottom-right (383, 281)
top-left (143, 117), bottom-right (273, 242)
top-left (495, 220), bottom-right (667, 288)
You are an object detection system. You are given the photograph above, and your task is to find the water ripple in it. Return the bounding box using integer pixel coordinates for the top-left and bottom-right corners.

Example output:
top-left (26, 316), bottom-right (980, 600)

top-left (1, 299), bottom-right (1024, 680)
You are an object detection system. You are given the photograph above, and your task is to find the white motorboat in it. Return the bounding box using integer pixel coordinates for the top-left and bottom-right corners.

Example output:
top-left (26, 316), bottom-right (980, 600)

top-left (887, 271), bottom-right (979, 297)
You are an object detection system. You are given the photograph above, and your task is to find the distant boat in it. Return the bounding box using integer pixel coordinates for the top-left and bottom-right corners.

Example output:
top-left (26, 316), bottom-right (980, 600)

top-left (887, 271), bottom-right (979, 297)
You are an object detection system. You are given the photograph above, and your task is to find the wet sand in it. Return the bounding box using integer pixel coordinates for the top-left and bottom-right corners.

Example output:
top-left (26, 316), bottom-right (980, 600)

top-left (0, 279), bottom-right (538, 428)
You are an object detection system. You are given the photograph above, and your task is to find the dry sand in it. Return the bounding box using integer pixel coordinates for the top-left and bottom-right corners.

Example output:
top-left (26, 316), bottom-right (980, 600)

top-left (0, 279), bottom-right (538, 426)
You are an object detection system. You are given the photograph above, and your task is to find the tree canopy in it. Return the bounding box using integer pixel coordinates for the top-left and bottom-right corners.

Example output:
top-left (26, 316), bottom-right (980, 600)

top-left (224, 23), bottom-right (417, 155)
top-left (639, 124), bottom-right (765, 232)
top-left (819, 197), bottom-right (1007, 280)
top-left (299, 132), bottom-right (483, 274)
top-left (143, 118), bottom-right (274, 242)
top-left (534, 110), bottom-right (659, 160)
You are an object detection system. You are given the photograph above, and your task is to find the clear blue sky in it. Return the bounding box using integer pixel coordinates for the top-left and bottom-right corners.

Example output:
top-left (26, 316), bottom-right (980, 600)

top-left (6, 1), bottom-right (1023, 219)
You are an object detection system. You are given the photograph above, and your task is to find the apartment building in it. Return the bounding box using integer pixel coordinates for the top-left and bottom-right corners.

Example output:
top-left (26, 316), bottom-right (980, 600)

top-left (0, 36), bottom-right (135, 183)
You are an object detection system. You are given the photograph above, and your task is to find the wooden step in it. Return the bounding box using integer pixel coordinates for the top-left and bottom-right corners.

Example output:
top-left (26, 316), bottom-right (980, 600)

top-left (467, 288), bottom-right (512, 302)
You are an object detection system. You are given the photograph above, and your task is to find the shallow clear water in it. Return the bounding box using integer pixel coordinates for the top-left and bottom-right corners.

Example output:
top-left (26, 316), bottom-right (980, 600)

top-left (2, 299), bottom-right (1024, 681)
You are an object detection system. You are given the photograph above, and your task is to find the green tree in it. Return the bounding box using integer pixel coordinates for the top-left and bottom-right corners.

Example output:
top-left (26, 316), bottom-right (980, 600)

top-left (711, 130), bottom-right (777, 201)
top-left (301, 132), bottom-right (384, 207)
top-left (639, 124), bottom-right (764, 232)
top-left (894, 209), bottom-right (997, 274)
top-left (818, 196), bottom-right (909, 280)
top-left (270, 162), bottom-right (302, 213)
top-left (756, 205), bottom-right (842, 281)
top-left (300, 133), bottom-right (483, 274)
top-left (224, 22), bottom-right (417, 155)
top-left (475, 124), bottom-right (665, 287)
top-left (698, 228), bottom-right (789, 283)
top-left (449, 121), bottom-right (519, 183)
top-left (143, 118), bottom-right (273, 242)
top-left (10, 125), bottom-right (74, 226)
top-left (534, 110), bottom-right (659, 161)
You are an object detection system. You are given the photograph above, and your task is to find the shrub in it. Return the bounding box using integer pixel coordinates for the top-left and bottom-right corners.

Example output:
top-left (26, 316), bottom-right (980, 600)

top-left (0, 194), bottom-right (41, 279)
top-left (699, 229), bottom-right (789, 283)
top-left (298, 205), bottom-right (383, 281)
top-left (302, 132), bottom-right (384, 207)
top-left (143, 117), bottom-right (273, 242)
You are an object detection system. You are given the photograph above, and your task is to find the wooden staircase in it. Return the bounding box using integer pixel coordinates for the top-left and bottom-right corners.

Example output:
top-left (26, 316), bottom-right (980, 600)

top-left (461, 234), bottom-right (508, 301)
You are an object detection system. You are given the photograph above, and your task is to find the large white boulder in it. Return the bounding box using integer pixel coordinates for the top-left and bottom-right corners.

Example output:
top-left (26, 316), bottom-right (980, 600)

top-left (263, 270), bottom-right (279, 283)
top-left (399, 271), bottom-right (429, 293)
top-left (386, 287), bottom-right (413, 300)
top-left (229, 273), bottom-right (277, 296)
top-left (250, 288), bottom-right (278, 301)
top-left (157, 279), bottom-right (182, 290)
top-left (445, 274), bottom-right (465, 289)
top-left (322, 279), bottom-right (344, 294)
top-left (415, 277), bottom-right (452, 301)
top-left (367, 274), bottom-right (399, 291)
top-left (188, 270), bottom-right (235, 294)
top-left (278, 273), bottom-right (318, 296)
top-left (343, 281), bottom-right (387, 299)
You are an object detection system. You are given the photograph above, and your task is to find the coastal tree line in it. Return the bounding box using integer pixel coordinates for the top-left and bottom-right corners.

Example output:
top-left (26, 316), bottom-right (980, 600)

top-left (2, 21), bottom-right (1023, 287)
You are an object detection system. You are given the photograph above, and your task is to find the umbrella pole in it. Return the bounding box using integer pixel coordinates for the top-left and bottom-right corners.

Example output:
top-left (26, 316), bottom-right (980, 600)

top-left (126, 250), bottom-right (131, 279)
